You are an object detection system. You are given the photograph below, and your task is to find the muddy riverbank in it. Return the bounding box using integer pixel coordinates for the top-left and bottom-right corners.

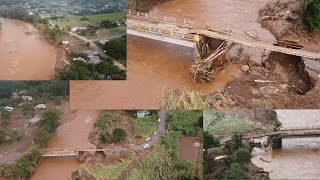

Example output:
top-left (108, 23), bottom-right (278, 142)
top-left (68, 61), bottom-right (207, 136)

top-left (0, 18), bottom-right (59, 80)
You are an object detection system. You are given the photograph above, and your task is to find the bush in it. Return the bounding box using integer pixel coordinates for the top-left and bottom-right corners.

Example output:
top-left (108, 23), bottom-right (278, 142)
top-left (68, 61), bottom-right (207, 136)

top-left (104, 37), bottom-right (126, 63)
top-left (265, 109), bottom-right (277, 121)
top-left (232, 148), bottom-right (252, 165)
top-left (99, 132), bottom-right (112, 144)
top-left (41, 108), bottom-right (62, 132)
top-left (80, 16), bottom-right (89, 21)
top-left (12, 149), bottom-right (40, 179)
top-left (302, 0), bottom-right (320, 31)
top-left (203, 131), bottom-right (219, 149)
top-left (225, 134), bottom-right (243, 154)
top-left (34, 128), bottom-right (52, 147)
top-left (112, 128), bottom-right (127, 142)
top-left (22, 104), bottom-right (34, 117)
top-left (222, 163), bottom-right (245, 180)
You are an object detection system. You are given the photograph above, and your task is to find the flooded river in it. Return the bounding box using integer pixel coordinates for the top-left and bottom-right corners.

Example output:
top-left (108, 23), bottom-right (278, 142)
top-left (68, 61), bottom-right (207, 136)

top-left (31, 110), bottom-right (100, 180)
top-left (0, 18), bottom-right (57, 80)
top-left (252, 110), bottom-right (320, 179)
top-left (71, 0), bottom-right (276, 109)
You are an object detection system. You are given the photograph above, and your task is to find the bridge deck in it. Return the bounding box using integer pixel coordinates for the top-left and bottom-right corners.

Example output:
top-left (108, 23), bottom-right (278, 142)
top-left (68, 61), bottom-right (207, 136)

top-left (242, 127), bottom-right (320, 139)
top-left (197, 29), bottom-right (320, 60)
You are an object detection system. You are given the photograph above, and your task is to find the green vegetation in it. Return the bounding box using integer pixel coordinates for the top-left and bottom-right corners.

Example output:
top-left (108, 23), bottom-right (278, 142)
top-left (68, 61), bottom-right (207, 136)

top-left (203, 131), bottom-right (219, 149)
top-left (55, 53), bottom-right (126, 80)
top-left (225, 134), bottom-right (243, 154)
top-left (159, 89), bottom-right (210, 110)
top-left (104, 36), bottom-right (127, 65)
top-left (51, 12), bottom-right (126, 29)
top-left (132, 114), bottom-right (158, 138)
top-left (0, 129), bottom-right (22, 145)
top-left (205, 112), bottom-right (272, 135)
top-left (222, 163), bottom-right (245, 180)
top-left (232, 148), bottom-right (252, 165)
top-left (95, 111), bottom-right (128, 144)
top-left (77, 162), bottom-right (128, 180)
top-left (34, 127), bottom-right (53, 147)
top-left (127, 131), bottom-right (197, 179)
top-left (22, 104), bottom-right (34, 117)
top-left (167, 110), bottom-right (203, 137)
top-left (301, 0), bottom-right (320, 31)
top-left (0, 149), bottom-right (40, 180)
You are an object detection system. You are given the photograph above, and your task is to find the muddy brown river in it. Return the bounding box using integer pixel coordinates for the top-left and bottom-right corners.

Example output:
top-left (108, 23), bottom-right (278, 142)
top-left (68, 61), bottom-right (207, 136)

top-left (31, 110), bottom-right (100, 180)
top-left (71, 0), bottom-right (276, 109)
top-left (252, 110), bottom-right (320, 179)
top-left (0, 18), bottom-right (57, 80)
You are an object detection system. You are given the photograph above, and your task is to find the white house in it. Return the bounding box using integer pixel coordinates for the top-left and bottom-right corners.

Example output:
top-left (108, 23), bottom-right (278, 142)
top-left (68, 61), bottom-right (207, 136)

top-left (137, 110), bottom-right (150, 119)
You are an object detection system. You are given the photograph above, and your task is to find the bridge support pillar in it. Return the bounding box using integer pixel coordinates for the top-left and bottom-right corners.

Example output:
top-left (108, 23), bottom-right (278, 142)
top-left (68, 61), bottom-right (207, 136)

top-left (271, 136), bottom-right (282, 149)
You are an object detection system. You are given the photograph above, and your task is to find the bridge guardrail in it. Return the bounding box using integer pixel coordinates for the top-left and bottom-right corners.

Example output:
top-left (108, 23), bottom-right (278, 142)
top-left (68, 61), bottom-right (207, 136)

top-left (128, 22), bottom-right (195, 41)
top-left (128, 11), bottom-right (199, 29)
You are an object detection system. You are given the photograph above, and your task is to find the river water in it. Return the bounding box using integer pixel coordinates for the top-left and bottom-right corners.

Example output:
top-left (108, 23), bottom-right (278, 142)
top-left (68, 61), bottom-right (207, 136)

top-left (71, 0), bottom-right (276, 109)
top-left (31, 110), bottom-right (100, 180)
top-left (252, 110), bottom-right (320, 179)
top-left (0, 18), bottom-right (57, 80)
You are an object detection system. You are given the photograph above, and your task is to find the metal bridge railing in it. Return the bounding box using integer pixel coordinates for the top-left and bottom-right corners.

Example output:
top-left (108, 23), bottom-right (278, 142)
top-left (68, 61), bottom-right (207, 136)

top-left (128, 11), bottom-right (199, 29)
top-left (128, 22), bottom-right (195, 41)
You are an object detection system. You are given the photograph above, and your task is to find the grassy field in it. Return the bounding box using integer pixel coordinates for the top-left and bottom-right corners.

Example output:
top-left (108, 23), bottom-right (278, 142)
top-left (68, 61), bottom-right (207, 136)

top-left (51, 12), bottom-right (126, 29)
top-left (205, 114), bottom-right (273, 135)
top-left (132, 114), bottom-right (158, 139)
top-left (77, 162), bottom-right (128, 180)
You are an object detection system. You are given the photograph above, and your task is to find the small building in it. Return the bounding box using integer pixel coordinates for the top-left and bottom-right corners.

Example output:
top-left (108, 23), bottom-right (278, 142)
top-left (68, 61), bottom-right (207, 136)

top-left (34, 104), bottom-right (47, 110)
top-left (73, 57), bottom-right (87, 63)
top-left (88, 56), bottom-right (102, 64)
top-left (137, 110), bottom-right (150, 119)
top-left (84, 51), bottom-right (99, 57)
top-left (11, 93), bottom-right (19, 100)
top-left (61, 41), bottom-right (70, 46)
top-left (99, 39), bottom-right (109, 45)
top-left (28, 115), bottom-right (42, 126)
top-left (4, 106), bottom-right (14, 112)
top-left (21, 96), bottom-right (33, 102)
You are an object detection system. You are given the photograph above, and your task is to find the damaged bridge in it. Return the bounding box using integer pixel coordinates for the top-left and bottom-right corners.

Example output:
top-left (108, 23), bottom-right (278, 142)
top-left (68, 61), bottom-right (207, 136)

top-left (127, 11), bottom-right (320, 60)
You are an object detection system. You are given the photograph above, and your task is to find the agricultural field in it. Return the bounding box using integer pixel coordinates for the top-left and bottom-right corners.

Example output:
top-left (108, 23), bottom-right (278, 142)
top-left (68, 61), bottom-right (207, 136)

top-left (51, 12), bottom-right (126, 29)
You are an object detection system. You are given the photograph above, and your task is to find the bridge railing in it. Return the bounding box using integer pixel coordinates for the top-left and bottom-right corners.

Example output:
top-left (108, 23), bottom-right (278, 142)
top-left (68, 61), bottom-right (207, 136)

top-left (280, 126), bottom-right (320, 131)
top-left (128, 22), bottom-right (195, 41)
top-left (128, 11), bottom-right (199, 29)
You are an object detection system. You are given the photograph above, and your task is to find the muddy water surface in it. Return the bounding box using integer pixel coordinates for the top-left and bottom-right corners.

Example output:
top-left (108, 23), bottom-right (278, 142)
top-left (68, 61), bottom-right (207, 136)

top-left (71, 0), bottom-right (276, 109)
top-left (31, 110), bottom-right (100, 180)
top-left (252, 110), bottom-right (320, 179)
top-left (0, 18), bottom-right (57, 80)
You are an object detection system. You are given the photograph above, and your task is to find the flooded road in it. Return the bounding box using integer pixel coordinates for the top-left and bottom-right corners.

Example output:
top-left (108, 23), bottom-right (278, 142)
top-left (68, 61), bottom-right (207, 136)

top-left (252, 110), bottom-right (320, 179)
top-left (0, 18), bottom-right (57, 80)
top-left (31, 110), bottom-right (100, 180)
top-left (71, 0), bottom-right (276, 109)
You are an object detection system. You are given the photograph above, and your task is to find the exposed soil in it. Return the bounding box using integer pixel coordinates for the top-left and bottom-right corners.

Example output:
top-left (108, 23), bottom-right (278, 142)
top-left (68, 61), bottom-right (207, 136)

top-left (127, 0), bottom-right (172, 12)
top-left (178, 136), bottom-right (201, 172)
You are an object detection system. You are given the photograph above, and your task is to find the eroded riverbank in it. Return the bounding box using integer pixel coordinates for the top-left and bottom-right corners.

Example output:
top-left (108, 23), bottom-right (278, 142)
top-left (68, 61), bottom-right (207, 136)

top-left (0, 18), bottom-right (57, 80)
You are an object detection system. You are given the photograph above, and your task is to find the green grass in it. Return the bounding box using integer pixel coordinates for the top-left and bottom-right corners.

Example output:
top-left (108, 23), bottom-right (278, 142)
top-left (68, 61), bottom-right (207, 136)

top-left (206, 114), bottom-right (272, 135)
top-left (132, 114), bottom-right (158, 138)
top-left (51, 12), bottom-right (126, 29)
top-left (81, 162), bottom-right (128, 180)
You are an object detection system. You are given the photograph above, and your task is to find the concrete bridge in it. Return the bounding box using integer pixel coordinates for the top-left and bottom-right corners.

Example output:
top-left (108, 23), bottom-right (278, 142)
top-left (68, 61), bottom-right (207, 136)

top-left (127, 11), bottom-right (320, 60)
top-left (242, 126), bottom-right (320, 148)
top-left (40, 148), bottom-right (115, 158)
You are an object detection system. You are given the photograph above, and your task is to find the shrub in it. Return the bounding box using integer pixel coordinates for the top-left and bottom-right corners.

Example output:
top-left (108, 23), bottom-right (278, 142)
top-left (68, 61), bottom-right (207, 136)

top-left (203, 131), bottom-right (219, 149)
top-left (112, 128), bottom-right (127, 142)
top-left (222, 163), bottom-right (245, 180)
top-left (34, 128), bottom-right (52, 147)
top-left (99, 132), bottom-right (112, 144)
top-left (12, 149), bottom-right (40, 179)
top-left (41, 108), bottom-right (62, 132)
top-left (302, 0), bottom-right (320, 31)
top-left (225, 134), bottom-right (243, 154)
top-left (232, 148), bottom-right (252, 165)
top-left (22, 104), bottom-right (34, 117)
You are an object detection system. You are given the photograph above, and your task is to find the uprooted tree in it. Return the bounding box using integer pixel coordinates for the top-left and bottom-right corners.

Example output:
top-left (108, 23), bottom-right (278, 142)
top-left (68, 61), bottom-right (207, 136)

top-left (190, 36), bottom-right (235, 83)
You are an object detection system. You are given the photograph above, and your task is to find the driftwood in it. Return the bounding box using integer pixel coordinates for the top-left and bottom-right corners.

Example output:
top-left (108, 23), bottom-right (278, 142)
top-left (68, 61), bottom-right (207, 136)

top-left (190, 39), bottom-right (235, 83)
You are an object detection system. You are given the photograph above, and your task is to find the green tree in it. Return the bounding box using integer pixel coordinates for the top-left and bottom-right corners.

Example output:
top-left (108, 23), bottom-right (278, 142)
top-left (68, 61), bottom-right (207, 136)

top-left (41, 108), bottom-right (62, 132)
top-left (302, 0), bottom-right (320, 31)
top-left (225, 134), bottom-right (242, 154)
top-left (203, 131), bottom-right (219, 149)
top-left (232, 147), bottom-right (252, 165)
top-left (22, 104), bottom-right (34, 117)
top-left (112, 128), bottom-right (127, 142)
top-left (222, 163), bottom-right (245, 180)
top-left (34, 128), bottom-right (52, 147)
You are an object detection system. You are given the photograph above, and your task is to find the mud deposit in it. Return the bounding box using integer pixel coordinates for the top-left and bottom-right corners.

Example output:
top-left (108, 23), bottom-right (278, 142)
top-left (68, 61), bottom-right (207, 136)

top-left (252, 110), bottom-right (320, 179)
top-left (0, 18), bottom-right (57, 80)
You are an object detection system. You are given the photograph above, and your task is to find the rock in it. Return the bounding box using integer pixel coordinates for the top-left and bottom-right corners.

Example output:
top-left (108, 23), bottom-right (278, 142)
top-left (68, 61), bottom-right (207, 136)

top-left (241, 65), bottom-right (250, 72)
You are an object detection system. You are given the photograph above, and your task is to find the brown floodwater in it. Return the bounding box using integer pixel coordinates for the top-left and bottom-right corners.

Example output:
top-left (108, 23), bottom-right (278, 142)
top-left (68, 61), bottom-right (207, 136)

top-left (31, 110), bottom-right (100, 180)
top-left (0, 18), bottom-right (57, 80)
top-left (252, 110), bottom-right (320, 179)
top-left (71, 0), bottom-right (276, 109)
